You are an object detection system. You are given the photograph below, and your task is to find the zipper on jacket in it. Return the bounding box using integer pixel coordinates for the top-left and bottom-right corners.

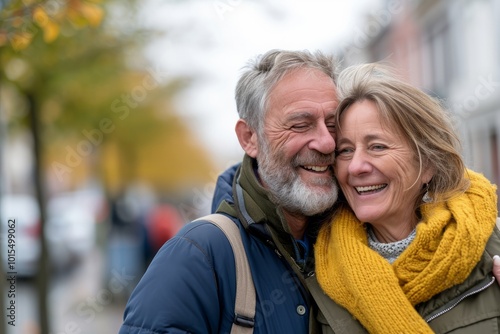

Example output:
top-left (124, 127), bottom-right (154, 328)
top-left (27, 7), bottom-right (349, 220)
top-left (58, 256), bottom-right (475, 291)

top-left (425, 276), bottom-right (496, 322)
top-left (305, 271), bottom-right (315, 278)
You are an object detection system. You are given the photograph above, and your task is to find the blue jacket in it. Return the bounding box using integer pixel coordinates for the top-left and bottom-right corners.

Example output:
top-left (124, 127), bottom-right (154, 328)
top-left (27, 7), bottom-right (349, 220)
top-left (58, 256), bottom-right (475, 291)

top-left (119, 155), bottom-right (328, 333)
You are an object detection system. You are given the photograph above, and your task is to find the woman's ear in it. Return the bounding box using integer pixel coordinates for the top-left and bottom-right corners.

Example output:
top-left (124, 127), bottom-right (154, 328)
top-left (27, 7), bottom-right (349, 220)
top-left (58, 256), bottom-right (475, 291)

top-left (422, 165), bottom-right (435, 185)
top-left (235, 119), bottom-right (258, 158)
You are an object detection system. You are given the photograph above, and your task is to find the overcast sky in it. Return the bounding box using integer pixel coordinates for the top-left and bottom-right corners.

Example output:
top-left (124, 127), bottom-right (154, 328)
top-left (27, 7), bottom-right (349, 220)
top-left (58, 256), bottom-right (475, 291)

top-left (141, 0), bottom-right (383, 169)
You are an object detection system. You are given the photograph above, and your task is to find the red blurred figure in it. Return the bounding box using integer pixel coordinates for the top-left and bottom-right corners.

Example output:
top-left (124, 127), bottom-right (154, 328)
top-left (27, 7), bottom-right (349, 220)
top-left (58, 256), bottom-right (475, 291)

top-left (147, 204), bottom-right (185, 254)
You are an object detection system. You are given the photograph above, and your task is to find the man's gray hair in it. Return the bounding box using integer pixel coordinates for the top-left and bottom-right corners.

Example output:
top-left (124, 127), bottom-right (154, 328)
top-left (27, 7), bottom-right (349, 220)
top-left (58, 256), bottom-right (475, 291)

top-left (235, 49), bottom-right (339, 134)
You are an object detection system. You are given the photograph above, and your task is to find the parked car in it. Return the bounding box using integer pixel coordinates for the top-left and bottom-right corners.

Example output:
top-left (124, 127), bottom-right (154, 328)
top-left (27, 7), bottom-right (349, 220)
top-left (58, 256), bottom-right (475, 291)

top-left (0, 194), bottom-right (41, 278)
top-left (46, 190), bottom-right (98, 269)
top-left (1, 189), bottom-right (101, 277)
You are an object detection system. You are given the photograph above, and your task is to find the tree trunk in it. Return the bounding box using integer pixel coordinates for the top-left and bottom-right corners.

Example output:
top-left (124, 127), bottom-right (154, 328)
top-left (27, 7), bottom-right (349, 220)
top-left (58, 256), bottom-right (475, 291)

top-left (27, 93), bottom-right (51, 334)
top-left (0, 80), bottom-right (7, 334)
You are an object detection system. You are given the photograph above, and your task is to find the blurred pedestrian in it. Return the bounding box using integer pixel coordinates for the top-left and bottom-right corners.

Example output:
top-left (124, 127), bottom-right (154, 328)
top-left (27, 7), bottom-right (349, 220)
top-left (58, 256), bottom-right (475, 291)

top-left (107, 188), bottom-right (147, 299)
top-left (146, 203), bottom-right (184, 258)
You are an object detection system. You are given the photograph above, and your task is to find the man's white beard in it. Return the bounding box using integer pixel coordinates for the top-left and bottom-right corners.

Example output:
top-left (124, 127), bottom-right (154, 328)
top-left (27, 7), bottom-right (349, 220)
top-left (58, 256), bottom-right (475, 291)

top-left (257, 139), bottom-right (338, 216)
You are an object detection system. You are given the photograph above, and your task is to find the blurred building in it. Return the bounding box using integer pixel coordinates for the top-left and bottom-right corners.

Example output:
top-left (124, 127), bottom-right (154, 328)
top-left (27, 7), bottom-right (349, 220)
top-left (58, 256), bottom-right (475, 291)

top-left (337, 0), bottom-right (500, 209)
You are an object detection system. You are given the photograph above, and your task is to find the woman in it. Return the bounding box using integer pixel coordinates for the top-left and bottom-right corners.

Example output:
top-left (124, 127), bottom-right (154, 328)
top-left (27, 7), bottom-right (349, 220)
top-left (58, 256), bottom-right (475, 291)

top-left (314, 63), bottom-right (500, 333)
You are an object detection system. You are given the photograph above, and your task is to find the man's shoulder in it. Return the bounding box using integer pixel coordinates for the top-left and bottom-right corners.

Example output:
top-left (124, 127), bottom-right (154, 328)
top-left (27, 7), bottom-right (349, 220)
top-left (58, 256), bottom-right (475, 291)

top-left (120, 217), bottom-right (243, 334)
top-left (167, 216), bottom-right (244, 257)
top-left (178, 215), bottom-right (242, 239)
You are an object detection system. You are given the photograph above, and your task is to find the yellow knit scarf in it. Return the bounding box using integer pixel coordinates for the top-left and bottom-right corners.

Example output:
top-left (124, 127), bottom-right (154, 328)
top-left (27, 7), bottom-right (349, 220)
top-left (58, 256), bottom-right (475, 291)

top-left (315, 170), bottom-right (498, 333)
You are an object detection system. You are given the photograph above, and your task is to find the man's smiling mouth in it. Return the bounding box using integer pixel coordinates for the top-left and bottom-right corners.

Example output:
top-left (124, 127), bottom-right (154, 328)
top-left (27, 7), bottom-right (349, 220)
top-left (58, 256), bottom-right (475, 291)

top-left (302, 165), bottom-right (330, 172)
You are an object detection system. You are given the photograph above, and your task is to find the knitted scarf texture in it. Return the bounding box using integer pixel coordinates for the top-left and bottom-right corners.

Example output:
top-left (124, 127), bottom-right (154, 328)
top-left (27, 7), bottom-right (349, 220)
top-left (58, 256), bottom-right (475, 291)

top-left (315, 169), bottom-right (498, 333)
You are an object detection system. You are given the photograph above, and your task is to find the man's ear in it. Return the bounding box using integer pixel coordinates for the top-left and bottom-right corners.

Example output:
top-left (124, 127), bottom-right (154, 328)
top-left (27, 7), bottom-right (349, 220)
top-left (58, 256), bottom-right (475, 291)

top-left (235, 119), bottom-right (258, 158)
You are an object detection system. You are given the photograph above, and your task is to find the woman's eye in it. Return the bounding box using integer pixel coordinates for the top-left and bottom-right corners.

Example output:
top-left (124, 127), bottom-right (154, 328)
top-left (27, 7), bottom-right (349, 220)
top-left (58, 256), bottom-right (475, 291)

top-left (336, 148), bottom-right (353, 156)
top-left (371, 144), bottom-right (386, 151)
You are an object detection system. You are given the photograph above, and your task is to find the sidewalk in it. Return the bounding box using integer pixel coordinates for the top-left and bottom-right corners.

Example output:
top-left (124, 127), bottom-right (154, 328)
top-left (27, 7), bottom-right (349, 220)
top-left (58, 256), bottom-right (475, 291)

top-left (51, 247), bottom-right (130, 334)
top-left (4, 245), bottom-right (138, 334)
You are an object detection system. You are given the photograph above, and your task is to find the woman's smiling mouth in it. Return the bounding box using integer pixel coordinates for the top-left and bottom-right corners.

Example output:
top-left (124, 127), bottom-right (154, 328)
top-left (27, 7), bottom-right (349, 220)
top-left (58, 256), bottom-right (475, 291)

top-left (355, 184), bottom-right (387, 194)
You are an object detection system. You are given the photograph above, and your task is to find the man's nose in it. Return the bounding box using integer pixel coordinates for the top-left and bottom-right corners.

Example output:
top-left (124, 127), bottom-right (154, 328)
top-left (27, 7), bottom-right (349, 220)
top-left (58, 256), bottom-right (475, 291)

top-left (308, 124), bottom-right (336, 154)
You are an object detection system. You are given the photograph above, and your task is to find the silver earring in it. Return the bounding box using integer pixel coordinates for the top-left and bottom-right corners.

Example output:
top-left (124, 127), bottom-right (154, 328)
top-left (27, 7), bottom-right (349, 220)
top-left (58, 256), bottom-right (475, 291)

top-left (422, 183), bottom-right (432, 203)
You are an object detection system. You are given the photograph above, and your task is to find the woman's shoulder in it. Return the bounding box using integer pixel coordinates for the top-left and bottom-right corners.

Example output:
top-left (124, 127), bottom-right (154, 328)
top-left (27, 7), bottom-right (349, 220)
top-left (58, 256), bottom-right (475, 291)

top-left (485, 217), bottom-right (500, 257)
top-left (420, 226), bottom-right (500, 334)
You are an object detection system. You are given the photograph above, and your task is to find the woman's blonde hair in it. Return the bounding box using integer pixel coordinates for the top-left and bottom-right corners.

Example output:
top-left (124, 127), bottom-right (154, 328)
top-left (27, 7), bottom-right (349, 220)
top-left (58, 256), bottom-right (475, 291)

top-left (336, 63), bottom-right (469, 202)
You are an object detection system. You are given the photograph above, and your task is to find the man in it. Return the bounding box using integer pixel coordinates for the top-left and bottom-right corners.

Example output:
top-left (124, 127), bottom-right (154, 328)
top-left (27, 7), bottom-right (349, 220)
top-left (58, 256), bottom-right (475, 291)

top-left (119, 49), bottom-right (339, 333)
top-left (119, 50), bottom-right (500, 333)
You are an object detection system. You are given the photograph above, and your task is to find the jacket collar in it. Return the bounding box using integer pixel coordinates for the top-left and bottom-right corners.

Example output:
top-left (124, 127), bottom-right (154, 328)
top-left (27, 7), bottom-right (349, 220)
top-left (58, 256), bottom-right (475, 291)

top-left (234, 154), bottom-right (288, 232)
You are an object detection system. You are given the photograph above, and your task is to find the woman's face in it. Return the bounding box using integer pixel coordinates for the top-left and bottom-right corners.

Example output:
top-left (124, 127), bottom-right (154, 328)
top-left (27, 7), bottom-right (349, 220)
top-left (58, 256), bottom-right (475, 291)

top-left (335, 100), bottom-right (432, 234)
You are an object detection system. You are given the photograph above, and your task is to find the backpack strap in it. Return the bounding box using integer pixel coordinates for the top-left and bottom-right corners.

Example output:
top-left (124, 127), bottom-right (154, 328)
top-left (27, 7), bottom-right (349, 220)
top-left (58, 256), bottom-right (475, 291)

top-left (197, 214), bottom-right (256, 333)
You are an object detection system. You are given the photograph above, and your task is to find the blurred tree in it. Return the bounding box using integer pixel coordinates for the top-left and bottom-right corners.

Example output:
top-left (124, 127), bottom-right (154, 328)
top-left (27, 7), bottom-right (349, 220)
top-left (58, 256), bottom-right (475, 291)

top-left (1, 2), bottom-right (107, 333)
top-left (0, 0), bottom-right (214, 333)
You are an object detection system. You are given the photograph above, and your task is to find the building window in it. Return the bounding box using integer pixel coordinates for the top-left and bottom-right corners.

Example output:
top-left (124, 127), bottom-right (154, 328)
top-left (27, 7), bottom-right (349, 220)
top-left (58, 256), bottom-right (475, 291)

top-left (423, 19), bottom-right (453, 98)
